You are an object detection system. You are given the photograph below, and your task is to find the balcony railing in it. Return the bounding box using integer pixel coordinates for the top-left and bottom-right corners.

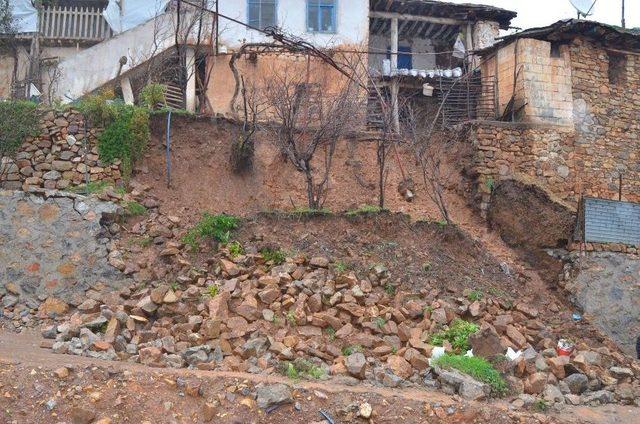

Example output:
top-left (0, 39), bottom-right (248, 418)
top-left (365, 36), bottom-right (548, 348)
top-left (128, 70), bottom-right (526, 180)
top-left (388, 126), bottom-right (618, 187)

top-left (40, 6), bottom-right (112, 42)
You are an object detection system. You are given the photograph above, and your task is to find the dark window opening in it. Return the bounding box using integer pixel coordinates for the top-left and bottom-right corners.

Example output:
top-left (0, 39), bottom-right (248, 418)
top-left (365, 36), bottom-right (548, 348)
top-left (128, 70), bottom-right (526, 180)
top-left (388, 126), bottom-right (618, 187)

top-left (608, 53), bottom-right (627, 85)
top-left (550, 42), bottom-right (563, 58)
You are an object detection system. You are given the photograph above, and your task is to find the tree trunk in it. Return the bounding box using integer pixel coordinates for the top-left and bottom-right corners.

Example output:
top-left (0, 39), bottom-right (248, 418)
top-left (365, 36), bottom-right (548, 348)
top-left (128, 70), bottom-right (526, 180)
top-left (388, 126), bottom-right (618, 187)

top-left (304, 164), bottom-right (316, 209)
top-left (377, 142), bottom-right (386, 209)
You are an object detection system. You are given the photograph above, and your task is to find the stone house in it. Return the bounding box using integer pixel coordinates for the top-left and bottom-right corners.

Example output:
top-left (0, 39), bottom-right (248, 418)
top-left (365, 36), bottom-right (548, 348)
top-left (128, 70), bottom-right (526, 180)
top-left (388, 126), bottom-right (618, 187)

top-left (470, 20), bottom-right (640, 212)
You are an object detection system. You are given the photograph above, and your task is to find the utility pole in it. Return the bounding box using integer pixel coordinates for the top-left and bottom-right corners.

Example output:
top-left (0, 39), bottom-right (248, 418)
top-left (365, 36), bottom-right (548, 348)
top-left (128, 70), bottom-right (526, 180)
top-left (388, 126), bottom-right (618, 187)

top-left (621, 0), bottom-right (626, 28)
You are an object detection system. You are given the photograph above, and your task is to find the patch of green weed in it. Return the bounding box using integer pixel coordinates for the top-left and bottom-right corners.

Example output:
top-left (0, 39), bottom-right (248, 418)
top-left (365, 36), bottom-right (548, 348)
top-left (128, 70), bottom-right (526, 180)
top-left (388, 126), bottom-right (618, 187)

top-left (433, 354), bottom-right (508, 396)
top-left (228, 240), bottom-right (244, 258)
top-left (182, 213), bottom-right (239, 251)
top-left (429, 319), bottom-right (479, 352)
top-left (125, 201), bottom-right (147, 216)
top-left (532, 399), bottom-right (549, 412)
top-left (279, 359), bottom-right (325, 380)
top-left (69, 181), bottom-right (110, 194)
top-left (260, 247), bottom-right (286, 265)
top-left (325, 326), bottom-right (336, 341)
top-left (373, 317), bottom-right (386, 328)
top-left (384, 283), bottom-right (396, 296)
top-left (342, 344), bottom-right (363, 356)
top-left (204, 284), bottom-right (219, 298)
top-left (467, 289), bottom-right (483, 302)
top-left (334, 261), bottom-right (349, 273)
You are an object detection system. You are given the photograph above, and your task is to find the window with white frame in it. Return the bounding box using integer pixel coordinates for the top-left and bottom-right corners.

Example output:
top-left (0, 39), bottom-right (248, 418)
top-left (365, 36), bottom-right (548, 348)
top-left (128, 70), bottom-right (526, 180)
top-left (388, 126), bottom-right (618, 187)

top-left (307, 0), bottom-right (337, 33)
top-left (248, 0), bottom-right (277, 30)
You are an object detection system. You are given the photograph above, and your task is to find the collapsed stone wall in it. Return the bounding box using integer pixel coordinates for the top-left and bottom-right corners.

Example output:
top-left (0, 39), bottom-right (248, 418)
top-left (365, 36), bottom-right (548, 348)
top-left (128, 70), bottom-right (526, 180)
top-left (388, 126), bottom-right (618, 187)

top-left (1, 109), bottom-right (122, 191)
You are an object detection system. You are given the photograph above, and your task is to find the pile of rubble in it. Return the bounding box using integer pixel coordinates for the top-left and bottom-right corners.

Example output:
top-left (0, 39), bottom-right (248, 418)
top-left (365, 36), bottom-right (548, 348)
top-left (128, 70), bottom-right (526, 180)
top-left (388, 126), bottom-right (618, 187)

top-left (1, 109), bottom-right (122, 191)
top-left (41, 248), bottom-right (640, 410)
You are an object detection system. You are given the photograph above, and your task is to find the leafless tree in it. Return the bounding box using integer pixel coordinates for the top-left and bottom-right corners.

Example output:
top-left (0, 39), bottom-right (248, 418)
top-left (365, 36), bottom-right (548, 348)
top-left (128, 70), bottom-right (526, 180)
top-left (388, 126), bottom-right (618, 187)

top-left (258, 57), bottom-right (364, 209)
top-left (230, 75), bottom-right (266, 173)
top-left (403, 105), bottom-right (454, 224)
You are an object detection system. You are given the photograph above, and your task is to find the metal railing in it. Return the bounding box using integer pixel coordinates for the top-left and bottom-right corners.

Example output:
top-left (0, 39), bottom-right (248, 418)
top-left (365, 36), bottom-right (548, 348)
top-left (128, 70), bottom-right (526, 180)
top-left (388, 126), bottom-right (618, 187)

top-left (40, 6), bottom-right (112, 42)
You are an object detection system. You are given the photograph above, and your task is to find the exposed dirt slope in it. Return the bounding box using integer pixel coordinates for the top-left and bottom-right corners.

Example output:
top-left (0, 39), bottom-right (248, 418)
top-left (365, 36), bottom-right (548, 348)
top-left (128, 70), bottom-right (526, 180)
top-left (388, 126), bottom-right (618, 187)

top-left (487, 179), bottom-right (577, 283)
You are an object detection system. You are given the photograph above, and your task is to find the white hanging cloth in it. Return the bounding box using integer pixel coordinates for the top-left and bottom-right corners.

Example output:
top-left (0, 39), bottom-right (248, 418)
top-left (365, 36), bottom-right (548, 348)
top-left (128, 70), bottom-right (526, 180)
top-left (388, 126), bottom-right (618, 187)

top-left (103, 0), bottom-right (171, 34)
top-left (4, 0), bottom-right (38, 34)
top-left (453, 33), bottom-right (467, 59)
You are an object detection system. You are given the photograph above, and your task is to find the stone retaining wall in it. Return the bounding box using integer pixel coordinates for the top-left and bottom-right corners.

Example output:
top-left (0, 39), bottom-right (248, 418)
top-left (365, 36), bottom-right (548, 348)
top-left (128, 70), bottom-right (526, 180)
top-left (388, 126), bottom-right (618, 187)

top-left (0, 189), bottom-right (130, 320)
top-left (470, 121), bottom-right (576, 215)
top-left (1, 109), bottom-right (122, 191)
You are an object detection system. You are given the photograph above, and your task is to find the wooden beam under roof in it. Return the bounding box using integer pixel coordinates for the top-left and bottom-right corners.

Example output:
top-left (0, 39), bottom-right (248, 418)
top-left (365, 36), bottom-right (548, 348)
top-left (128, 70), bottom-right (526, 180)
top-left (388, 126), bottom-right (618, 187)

top-left (369, 11), bottom-right (464, 27)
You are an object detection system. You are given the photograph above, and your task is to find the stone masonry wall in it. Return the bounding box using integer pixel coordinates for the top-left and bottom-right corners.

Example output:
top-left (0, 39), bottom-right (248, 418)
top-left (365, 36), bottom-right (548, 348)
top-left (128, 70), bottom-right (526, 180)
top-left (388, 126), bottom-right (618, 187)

top-left (471, 121), bottom-right (576, 215)
top-left (570, 38), bottom-right (640, 203)
top-left (473, 37), bottom-right (640, 215)
top-left (1, 109), bottom-right (122, 191)
top-left (0, 189), bottom-right (130, 322)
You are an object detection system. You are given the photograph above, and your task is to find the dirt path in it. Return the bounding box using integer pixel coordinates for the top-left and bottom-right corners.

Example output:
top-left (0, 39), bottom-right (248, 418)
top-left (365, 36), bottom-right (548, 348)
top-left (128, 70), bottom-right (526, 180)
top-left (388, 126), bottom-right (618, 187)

top-left (0, 330), bottom-right (637, 424)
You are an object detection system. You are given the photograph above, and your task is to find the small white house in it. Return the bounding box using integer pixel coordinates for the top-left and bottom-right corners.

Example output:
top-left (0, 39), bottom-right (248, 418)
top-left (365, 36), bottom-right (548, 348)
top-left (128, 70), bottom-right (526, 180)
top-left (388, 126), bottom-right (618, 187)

top-left (217, 0), bottom-right (370, 48)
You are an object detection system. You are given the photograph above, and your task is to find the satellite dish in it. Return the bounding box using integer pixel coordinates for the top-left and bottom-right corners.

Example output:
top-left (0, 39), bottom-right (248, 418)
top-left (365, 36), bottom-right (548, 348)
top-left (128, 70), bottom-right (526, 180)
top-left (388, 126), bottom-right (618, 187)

top-left (569, 0), bottom-right (597, 18)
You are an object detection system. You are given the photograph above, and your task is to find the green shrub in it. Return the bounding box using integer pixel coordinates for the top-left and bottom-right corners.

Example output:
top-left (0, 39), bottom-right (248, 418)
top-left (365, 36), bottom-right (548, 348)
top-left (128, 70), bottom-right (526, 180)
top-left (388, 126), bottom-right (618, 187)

top-left (77, 89), bottom-right (117, 127)
top-left (125, 201), bottom-right (147, 216)
top-left (97, 103), bottom-right (149, 180)
top-left (140, 83), bottom-right (166, 109)
top-left (182, 213), bottom-right (239, 251)
top-left (433, 354), bottom-right (508, 396)
top-left (430, 319), bottom-right (479, 352)
top-left (260, 247), bottom-right (286, 265)
top-left (0, 101), bottom-right (40, 176)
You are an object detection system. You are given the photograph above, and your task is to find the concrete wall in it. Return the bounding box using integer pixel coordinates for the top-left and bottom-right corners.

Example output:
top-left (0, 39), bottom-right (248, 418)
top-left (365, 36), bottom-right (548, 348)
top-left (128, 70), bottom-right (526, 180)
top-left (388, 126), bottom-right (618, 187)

top-left (0, 45), bottom-right (30, 99)
top-left (55, 12), bottom-right (176, 102)
top-left (217, 0), bottom-right (369, 49)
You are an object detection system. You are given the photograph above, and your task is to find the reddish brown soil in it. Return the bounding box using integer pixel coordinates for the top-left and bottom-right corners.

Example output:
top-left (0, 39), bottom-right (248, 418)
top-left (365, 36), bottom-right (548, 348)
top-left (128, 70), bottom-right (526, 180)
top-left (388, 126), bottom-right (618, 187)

top-left (139, 117), bottom-right (546, 282)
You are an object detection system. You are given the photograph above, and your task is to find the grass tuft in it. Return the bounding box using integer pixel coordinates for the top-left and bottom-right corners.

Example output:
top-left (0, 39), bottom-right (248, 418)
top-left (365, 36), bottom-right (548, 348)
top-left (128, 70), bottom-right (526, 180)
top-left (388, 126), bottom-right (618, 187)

top-left (279, 359), bottom-right (325, 380)
top-left (125, 201), bottom-right (147, 216)
top-left (228, 240), bottom-right (244, 258)
top-left (434, 354), bottom-right (508, 396)
top-left (345, 204), bottom-right (386, 217)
